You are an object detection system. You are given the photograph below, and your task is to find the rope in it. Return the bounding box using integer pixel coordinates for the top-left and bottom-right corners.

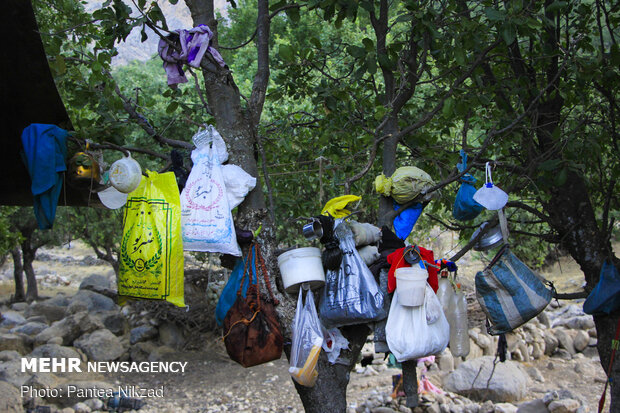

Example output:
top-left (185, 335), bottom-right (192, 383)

top-left (221, 310), bottom-right (260, 340)
top-left (598, 318), bottom-right (620, 413)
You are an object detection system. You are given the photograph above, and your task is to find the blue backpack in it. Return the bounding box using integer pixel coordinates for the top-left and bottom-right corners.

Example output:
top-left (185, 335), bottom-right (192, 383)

top-left (583, 261), bottom-right (620, 315)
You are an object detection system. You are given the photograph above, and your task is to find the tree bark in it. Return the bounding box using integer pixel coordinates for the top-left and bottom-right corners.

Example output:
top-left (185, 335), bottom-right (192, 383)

top-left (21, 240), bottom-right (38, 302)
top-left (10, 246), bottom-right (25, 302)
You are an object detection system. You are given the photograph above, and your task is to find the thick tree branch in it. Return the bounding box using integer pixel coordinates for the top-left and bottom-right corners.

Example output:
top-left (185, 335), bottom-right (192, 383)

top-left (249, 0), bottom-right (270, 128)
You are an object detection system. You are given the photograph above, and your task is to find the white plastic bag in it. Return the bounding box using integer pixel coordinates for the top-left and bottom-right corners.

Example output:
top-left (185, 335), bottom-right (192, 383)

top-left (221, 164), bottom-right (256, 210)
top-left (321, 327), bottom-right (349, 364)
top-left (386, 285), bottom-right (450, 362)
top-left (290, 289), bottom-right (324, 387)
top-left (350, 221), bottom-right (381, 246)
top-left (181, 132), bottom-right (240, 255)
top-left (357, 245), bottom-right (380, 266)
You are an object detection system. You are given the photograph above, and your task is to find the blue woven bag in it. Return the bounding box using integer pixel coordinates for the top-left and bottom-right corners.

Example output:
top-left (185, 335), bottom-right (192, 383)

top-left (475, 245), bottom-right (554, 335)
top-left (215, 246), bottom-right (257, 326)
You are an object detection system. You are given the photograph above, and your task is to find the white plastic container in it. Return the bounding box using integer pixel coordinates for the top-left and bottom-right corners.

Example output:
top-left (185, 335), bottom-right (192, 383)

top-left (109, 153), bottom-right (142, 193)
top-left (277, 247), bottom-right (325, 293)
top-left (449, 290), bottom-right (470, 357)
top-left (436, 276), bottom-right (455, 315)
top-left (395, 263), bottom-right (428, 306)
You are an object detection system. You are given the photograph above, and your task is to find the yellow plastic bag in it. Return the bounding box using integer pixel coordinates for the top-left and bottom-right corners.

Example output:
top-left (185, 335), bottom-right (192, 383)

top-left (321, 194), bottom-right (361, 218)
top-left (375, 166), bottom-right (434, 204)
top-left (118, 171), bottom-right (185, 307)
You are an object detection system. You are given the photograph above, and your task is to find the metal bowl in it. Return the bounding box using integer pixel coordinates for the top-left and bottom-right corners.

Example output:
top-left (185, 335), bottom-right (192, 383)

top-left (470, 222), bottom-right (506, 251)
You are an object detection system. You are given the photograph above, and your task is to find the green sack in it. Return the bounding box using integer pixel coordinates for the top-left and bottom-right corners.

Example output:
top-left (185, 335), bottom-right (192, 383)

top-left (118, 171), bottom-right (185, 307)
top-left (375, 166), bottom-right (434, 204)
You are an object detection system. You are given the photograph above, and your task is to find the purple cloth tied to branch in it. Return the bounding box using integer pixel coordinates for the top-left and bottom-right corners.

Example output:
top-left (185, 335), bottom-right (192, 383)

top-left (158, 24), bottom-right (226, 88)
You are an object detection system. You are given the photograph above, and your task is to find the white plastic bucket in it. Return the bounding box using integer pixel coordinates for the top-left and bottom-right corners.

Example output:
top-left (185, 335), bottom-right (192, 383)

top-left (277, 247), bottom-right (325, 293)
top-left (395, 265), bottom-right (428, 306)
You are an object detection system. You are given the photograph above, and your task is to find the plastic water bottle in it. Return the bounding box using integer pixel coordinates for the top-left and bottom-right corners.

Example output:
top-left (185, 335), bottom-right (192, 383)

top-left (436, 275), bottom-right (455, 316)
top-left (449, 287), bottom-right (470, 358)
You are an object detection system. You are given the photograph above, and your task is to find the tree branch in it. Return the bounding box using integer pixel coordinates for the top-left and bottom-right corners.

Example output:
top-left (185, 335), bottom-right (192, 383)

top-left (249, 0), bottom-right (270, 128)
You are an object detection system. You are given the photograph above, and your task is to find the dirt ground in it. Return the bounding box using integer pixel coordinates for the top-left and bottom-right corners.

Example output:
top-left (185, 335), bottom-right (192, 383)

top-left (0, 239), bottom-right (614, 412)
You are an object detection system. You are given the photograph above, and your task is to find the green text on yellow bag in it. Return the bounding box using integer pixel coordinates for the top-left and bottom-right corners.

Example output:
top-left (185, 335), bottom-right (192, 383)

top-left (118, 171), bottom-right (185, 307)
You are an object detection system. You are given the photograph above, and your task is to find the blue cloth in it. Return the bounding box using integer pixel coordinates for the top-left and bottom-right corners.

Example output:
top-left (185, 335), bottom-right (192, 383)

top-left (453, 174), bottom-right (484, 221)
top-left (215, 246), bottom-right (257, 326)
top-left (393, 201), bottom-right (424, 240)
top-left (583, 261), bottom-right (620, 315)
top-left (21, 124), bottom-right (68, 229)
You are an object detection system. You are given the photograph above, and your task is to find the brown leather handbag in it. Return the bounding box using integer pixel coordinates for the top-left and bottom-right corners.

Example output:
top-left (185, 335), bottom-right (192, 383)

top-left (223, 243), bottom-right (283, 367)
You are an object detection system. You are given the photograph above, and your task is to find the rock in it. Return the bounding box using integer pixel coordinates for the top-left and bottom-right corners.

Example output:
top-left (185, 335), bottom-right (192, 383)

top-left (69, 290), bottom-right (117, 312)
top-left (79, 274), bottom-right (112, 291)
top-left (0, 333), bottom-right (31, 354)
top-left (572, 331), bottom-right (589, 352)
top-left (0, 381), bottom-right (24, 413)
top-left (554, 329), bottom-right (575, 355)
top-left (553, 316), bottom-right (595, 331)
top-left (100, 312), bottom-right (128, 336)
top-left (437, 349), bottom-right (454, 372)
top-left (158, 321), bottom-right (185, 349)
top-left (46, 381), bottom-right (114, 407)
top-left (130, 341), bottom-right (157, 362)
top-left (475, 334), bottom-right (493, 355)
top-left (479, 401), bottom-right (495, 413)
top-left (543, 333), bottom-right (559, 355)
top-left (0, 350), bottom-right (21, 361)
top-left (543, 391), bottom-right (559, 405)
top-left (34, 311), bottom-right (103, 346)
top-left (517, 399), bottom-right (549, 413)
top-left (66, 300), bottom-right (89, 315)
top-left (525, 366), bottom-right (544, 383)
top-left (73, 402), bottom-right (91, 413)
top-left (0, 360), bottom-right (31, 387)
top-left (427, 403), bottom-right (441, 413)
top-left (494, 403), bottom-right (517, 413)
top-left (27, 296), bottom-right (69, 322)
top-left (537, 312), bottom-right (552, 328)
top-left (11, 302), bottom-right (28, 312)
top-left (48, 336), bottom-right (63, 345)
top-left (148, 345), bottom-right (175, 362)
top-left (553, 349), bottom-right (572, 360)
top-left (29, 343), bottom-right (82, 360)
top-left (371, 408), bottom-right (399, 413)
top-left (444, 356), bottom-right (529, 403)
top-left (74, 329), bottom-right (125, 361)
top-left (130, 325), bottom-right (159, 344)
top-left (548, 399), bottom-right (580, 413)
top-left (25, 316), bottom-right (47, 324)
top-left (24, 371), bottom-right (60, 390)
top-left (531, 342), bottom-right (544, 360)
top-left (84, 398), bottom-right (104, 411)
top-left (10, 321), bottom-right (48, 336)
top-left (465, 339), bottom-right (484, 361)
top-left (0, 310), bottom-right (27, 328)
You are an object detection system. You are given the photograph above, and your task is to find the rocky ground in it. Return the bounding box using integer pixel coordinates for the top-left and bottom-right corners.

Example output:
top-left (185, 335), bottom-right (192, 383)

top-left (0, 242), bottom-right (610, 413)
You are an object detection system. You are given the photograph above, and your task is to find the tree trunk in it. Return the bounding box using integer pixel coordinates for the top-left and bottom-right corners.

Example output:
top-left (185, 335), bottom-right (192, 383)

top-left (10, 246), bottom-right (25, 302)
top-left (292, 325), bottom-right (370, 413)
top-left (594, 314), bottom-right (620, 412)
top-left (21, 241), bottom-right (38, 301)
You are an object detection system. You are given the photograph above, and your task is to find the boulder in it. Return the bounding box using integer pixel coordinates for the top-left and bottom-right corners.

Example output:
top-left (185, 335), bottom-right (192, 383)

top-left (0, 381), bottom-right (24, 413)
top-left (444, 356), bottom-right (529, 403)
top-left (494, 403), bottom-right (517, 413)
top-left (437, 349), bottom-right (454, 372)
top-left (79, 274), bottom-right (112, 291)
top-left (0, 350), bottom-right (21, 361)
top-left (46, 381), bottom-right (114, 407)
top-left (34, 312), bottom-right (103, 346)
top-left (464, 339), bottom-right (484, 361)
top-left (28, 344), bottom-right (82, 360)
top-left (158, 321), bottom-right (185, 349)
top-left (517, 399), bottom-right (549, 413)
top-left (74, 329), bottom-right (124, 361)
top-left (10, 321), bottom-right (48, 336)
top-left (73, 402), bottom-right (91, 413)
top-left (548, 399), bottom-right (580, 413)
top-left (130, 325), bottom-right (158, 344)
top-left (0, 333), bottom-right (32, 354)
top-left (26, 295), bottom-right (70, 322)
top-left (525, 366), bottom-right (545, 383)
top-left (24, 371), bottom-right (60, 391)
top-left (553, 316), bottom-right (594, 331)
top-left (572, 331), bottom-right (589, 353)
top-left (10, 302), bottom-right (28, 312)
top-left (544, 334), bottom-right (559, 355)
top-left (554, 329), bottom-right (575, 355)
top-left (0, 360), bottom-right (31, 387)
top-left (69, 290), bottom-right (117, 313)
top-left (100, 312), bottom-right (127, 336)
top-left (130, 341), bottom-right (157, 362)
top-left (0, 311), bottom-right (27, 328)
top-left (148, 345), bottom-right (175, 362)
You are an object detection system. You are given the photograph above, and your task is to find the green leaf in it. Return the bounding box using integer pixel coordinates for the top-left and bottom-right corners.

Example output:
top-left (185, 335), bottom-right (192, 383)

top-left (309, 37), bottom-right (322, 49)
top-left (166, 101), bottom-right (178, 113)
top-left (547, 1), bottom-right (568, 13)
top-left (279, 44), bottom-right (295, 62)
top-left (362, 38), bottom-right (374, 52)
top-left (442, 97), bottom-right (455, 117)
top-left (138, 0), bottom-right (146, 8)
top-left (501, 23), bottom-right (517, 45)
top-left (55, 56), bottom-right (66, 75)
top-left (377, 54), bottom-right (395, 70)
top-left (286, 7), bottom-right (300, 23)
top-left (347, 45), bottom-right (366, 58)
top-left (168, 0), bottom-right (178, 4)
top-left (454, 47), bottom-right (466, 66)
top-left (538, 159), bottom-right (562, 171)
top-left (485, 8), bottom-right (506, 22)
top-left (366, 54), bottom-right (377, 74)
top-left (555, 167), bottom-right (568, 186)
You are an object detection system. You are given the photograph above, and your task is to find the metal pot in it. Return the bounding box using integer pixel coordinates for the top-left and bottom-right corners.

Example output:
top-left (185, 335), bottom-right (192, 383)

top-left (470, 222), bottom-right (506, 251)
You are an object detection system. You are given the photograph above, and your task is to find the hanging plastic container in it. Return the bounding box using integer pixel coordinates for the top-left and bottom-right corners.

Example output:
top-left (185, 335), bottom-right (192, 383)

top-left (109, 153), bottom-right (142, 193)
top-left (449, 288), bottom-right (470, 358)
top-left (395, 262), bottom-right (428, 306)
top-left (473, 162), bottom-right (508, 210)
top-left (277, 247), bottom-right (325, 293)
top-left (436, 275), bottom-right (455, 315)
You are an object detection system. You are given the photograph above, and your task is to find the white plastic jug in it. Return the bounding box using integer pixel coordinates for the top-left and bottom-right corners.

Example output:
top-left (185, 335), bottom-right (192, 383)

top-left (109, 153), bottom-right (142, 193)
top-left (395, 262), bottom-right (428, 306)
top-left (277, 247), bottom-right (325, 293)
top-left (449, 290), bottom-right (470, 358)
top-left (436, 276), bottom-right (455, 315)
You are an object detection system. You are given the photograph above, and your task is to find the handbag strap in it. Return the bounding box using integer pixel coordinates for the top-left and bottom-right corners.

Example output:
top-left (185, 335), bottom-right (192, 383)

top-left (255, 243), bottom-right (279, 305)
top-left (598, 318), bottom-right (620, 413)
top-left (237, 245), bottom-right (256, 296)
